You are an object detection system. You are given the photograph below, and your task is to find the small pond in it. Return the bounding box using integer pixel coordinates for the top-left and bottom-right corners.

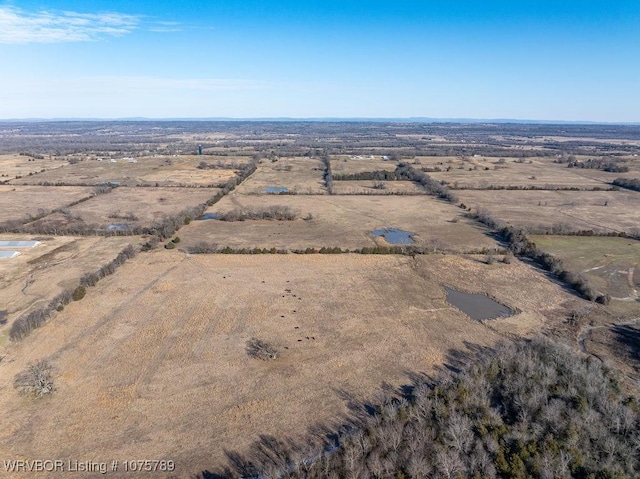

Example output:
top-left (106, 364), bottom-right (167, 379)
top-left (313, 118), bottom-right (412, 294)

top-left (371, 228), bottom-right (416, 245)
top-left (107, 223), bottom-right (132, 231)
top-left (443, 286), bottom-right (514, 321)
top-left (266, 186), bottom-right (289, 194)
top-left (198, 213), bottom-right (219, 220)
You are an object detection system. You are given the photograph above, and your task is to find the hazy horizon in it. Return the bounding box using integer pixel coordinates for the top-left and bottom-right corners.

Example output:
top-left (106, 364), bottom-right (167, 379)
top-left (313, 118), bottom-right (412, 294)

top-left (1, 1), bottom-right (639, 122)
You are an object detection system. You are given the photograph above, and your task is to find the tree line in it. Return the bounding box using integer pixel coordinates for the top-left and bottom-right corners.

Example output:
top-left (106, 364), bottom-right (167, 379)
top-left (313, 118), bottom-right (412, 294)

top-left (9, 245), bottom-right (137, 341)
top-left (210, 338), bottom-right (639, 479)
top-left (612, 178), bottom-right (640, 192)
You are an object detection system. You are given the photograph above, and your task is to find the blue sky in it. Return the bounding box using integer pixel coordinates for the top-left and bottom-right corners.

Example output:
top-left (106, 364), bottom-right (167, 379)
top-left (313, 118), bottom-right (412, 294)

top-left (0, 1), bottom-right (639, 121)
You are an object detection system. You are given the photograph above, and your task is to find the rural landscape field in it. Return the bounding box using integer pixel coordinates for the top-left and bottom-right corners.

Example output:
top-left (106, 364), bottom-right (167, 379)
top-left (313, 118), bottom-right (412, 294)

top-left (0, 121), bottom-right (639, 478)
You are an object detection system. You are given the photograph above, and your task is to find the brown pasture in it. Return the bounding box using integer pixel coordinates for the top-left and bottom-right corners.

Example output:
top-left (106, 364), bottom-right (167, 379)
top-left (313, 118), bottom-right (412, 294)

top-left (331, 180), bottom-right (426, 195)
top-left (0, 234), bottom-right (140, 343)
top-left (428, 157), bottom-right (611, 189)
top-left (457, 189), bottom-right (640, 234)
top-left (67, 187), bottom-right (217, 228)
top-left (12, 156), bottom-right (240, 187)
top-left (180, 194), bottom-right (499, 252)
top-left (0, 185), bottom-right (96, 222)
top-left (331, 155), bottom-right (399, 175)
top-left (237, 157), bottom-right (326, 194)
top-left (0, 252), bottom-right (574, 478)
top-left (0, 154), bottom-right (69, 180)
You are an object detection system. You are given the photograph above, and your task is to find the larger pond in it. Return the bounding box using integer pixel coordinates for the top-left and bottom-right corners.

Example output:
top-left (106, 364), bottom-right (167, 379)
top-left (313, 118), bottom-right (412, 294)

top-left (266, 186), bottom-right (289, 194)
top-left (107, 223), bottom-right (133, 231)
top-left (443, 286), bottom-right (514, 321)
top-left (371, 228), bottom-right (415, 245)
top-left (198, 213), bottom-right (219, 220)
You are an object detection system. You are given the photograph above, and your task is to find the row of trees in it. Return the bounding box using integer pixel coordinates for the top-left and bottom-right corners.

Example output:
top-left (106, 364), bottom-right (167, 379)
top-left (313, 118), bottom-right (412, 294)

top-left (470, 208), bottom-right (608, 302)
top-left (613, 178), bottom-right (640, 192)
top-left (9, 245), bottom-right (138, 341)
top-left (216, 206), bottom-right (298, 222)
top-left (567, 158), bottom-right (630, 173)
top-left (332, 169), bottom-right (414, 181)
top-left (322, 154), bottom-right (334, 194)
top-left (213, 338), bottom-right (639, 479)
top-left (186, 242), bottom-right (504, 256)
top-left (0, 186), bottom-right (112, 233)
top-left (395, 163), bottom-right (459, 203)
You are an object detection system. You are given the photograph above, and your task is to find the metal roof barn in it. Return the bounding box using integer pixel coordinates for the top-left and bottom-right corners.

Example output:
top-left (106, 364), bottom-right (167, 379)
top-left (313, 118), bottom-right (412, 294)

top-left (0, 251), bottom-right (21, 259)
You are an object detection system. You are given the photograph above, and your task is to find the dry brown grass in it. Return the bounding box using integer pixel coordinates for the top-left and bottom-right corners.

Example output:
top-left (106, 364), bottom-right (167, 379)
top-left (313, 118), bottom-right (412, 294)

top-left (13, 156), bottom-right (240, 187)
top-left (458, 189), bottom-right (640, 233)
top-left (0, 234), bottom-right (140, 342)
top-left (237, 157), bottom-right (326, 194)
top-left (180, 194), bottom-right (498, 252)
top-left (0, 185), bottom-right (96, 222)
top-left (67, 187), bottom-right (216, 227)
top-left (332, 180), bottom-right (425, 195)
top-left (0, 252), bottom-right (574, 477)
top-left (427, 157), bottom-right (611, 189)
top-left (0, 154), bottom-right (69, 180)
top-left (331, 155), bottom-right (399, 174)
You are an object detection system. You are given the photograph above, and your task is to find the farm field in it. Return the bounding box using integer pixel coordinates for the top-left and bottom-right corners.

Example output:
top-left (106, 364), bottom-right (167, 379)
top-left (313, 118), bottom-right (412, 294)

top-left (331, 155), bottom-right (399, 174)
top-left (531, 235), bottom-right (640, 308)
top-left (180, 194), bottom-right (499, 252)
top-left (12, 155), bottom-right (240, 187)
top-left (23, 187), bottom-right (218, 233)
top-left (331, 180), bottom-right (426, 195)
top-left (429, 157), bottom-right (613, 189)
top-left (0, 185), bottom-right (97, 223)
top-left (237, 157), bottom-right (326, 194)
top-left (457, 189), bottom-right (640, 234)
top-left (1, 121), bottom-right (640, 478)
top-left (0, 154), bottom-right (69, 180)
top-left (0, 252), bottom-right (575, 477)
top-left (0, 234), bottom-right (140, 343)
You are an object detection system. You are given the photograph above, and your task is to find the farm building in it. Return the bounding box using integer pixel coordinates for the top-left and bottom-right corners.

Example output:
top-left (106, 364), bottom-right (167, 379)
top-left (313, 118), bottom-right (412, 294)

top-left (0, 251), bottom-right (21, 259)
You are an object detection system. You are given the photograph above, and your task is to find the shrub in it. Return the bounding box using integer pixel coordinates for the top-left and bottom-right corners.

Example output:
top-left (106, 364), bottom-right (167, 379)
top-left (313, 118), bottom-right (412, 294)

top-left (164, 241), bottom-right (176, 249)
top-left (72, 286), bottom-right (86, 301)
top-left (246, 338), bottom-right (278, 360)
top-left (14, 359), bottom-right (55, 397)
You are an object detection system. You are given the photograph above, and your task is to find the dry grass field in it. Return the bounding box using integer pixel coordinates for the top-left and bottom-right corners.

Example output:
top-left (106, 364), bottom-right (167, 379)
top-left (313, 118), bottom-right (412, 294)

top-left (429, 157), bottom-right (611, 189)
top-left (0, 154), bottom-right (69, 180)
top-left (0, 185), bottom-right (96, 222)
top-left (237, 157), bottom-right (326, 194)
top-left (180, 194), bottom-right (499, 252)
top-left (332, 180), bottom-right (426, 195)
top-left (12, 156), bottom-right (240, 187)
top-left (44, 187), bottom-right (217, 230)
top-left (457, 189), bottom-right (640, 234)
top-left (0, 234), bottom-right (139, 343)
top-left (1, 122), bottom-right (639, 478)
top-left (331, 155), bottom-right (399, 174)
top-left (0, 252), bottom-right (575, 478)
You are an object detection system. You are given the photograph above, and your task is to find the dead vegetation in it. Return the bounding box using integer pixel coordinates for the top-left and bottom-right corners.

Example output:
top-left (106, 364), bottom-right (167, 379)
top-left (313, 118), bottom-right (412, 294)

top-left (14, 359), bottom-right (55, 397)
top-left (246, 338), bottom-right (279, 360)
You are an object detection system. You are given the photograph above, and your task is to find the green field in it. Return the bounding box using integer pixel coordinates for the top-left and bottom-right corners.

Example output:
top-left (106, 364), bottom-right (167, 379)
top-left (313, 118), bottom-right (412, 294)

top-left (531, 235), bottom-right (640, 312)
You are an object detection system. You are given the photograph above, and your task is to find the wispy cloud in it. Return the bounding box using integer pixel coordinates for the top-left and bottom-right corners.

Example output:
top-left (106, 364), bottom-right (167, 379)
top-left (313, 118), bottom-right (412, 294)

top-left (2, 76), bottom-right (270, 93)
top-left (0, 6), bottom-right (141, 44)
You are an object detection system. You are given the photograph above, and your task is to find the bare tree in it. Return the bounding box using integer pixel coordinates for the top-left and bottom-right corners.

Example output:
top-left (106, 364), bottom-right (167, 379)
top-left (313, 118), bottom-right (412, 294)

top-left (14, 359), bottom-right (55, 397)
